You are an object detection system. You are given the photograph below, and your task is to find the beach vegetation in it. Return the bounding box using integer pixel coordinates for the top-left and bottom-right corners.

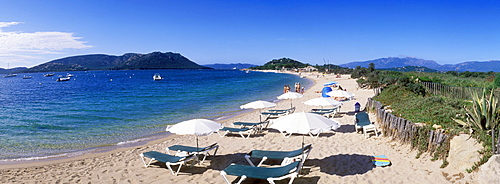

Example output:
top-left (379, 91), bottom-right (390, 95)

top-left (358, 65), bottom-right (500, 170)
top-left (250, 58), bottom-right (309, 70)
top-left (250, 58), bottom-right (353, 74)
top-left (314, 64), bottom-right (353, 74)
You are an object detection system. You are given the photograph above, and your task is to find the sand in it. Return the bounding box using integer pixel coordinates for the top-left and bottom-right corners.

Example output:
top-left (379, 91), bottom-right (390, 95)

top-left (0, 72), bottom-right (476, 183)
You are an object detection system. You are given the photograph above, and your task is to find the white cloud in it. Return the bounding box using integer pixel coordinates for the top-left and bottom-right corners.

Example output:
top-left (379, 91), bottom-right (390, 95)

top-left (0, 22), bottom-right (22, 29)
top-left (0, 22), bottom-right (92, 66)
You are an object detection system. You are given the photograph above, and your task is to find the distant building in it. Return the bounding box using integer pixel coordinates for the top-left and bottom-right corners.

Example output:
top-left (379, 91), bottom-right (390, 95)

top-left (300, 66), bottom-right (317, 72)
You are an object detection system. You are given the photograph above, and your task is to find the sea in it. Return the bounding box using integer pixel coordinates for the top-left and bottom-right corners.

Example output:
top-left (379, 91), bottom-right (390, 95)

top-left (0, 69), bottom-right (311, 162)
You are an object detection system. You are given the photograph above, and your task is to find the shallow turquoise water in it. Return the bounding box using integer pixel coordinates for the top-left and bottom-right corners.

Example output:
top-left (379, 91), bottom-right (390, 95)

top-left (0, 70), bottom-right (311, 161)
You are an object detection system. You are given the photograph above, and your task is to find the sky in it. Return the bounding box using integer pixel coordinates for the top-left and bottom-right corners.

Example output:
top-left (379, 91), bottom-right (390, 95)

top-left (1, 0), bottom-right (499, 68)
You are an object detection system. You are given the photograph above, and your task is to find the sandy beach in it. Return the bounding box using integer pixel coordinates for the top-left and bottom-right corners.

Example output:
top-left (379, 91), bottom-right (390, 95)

top-left (0, 72), bottom-right (476, 183)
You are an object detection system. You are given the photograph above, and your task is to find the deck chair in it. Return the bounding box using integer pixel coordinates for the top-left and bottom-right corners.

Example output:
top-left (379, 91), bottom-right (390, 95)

top-left (355, 111), bottom-right (378, 138)
top-left (166, 143), bottom-right (219, 163)
top-left (261, 111), bottom-right (288, 121)
top-left (139, 151), bottom-right (198, 176)
top-left (245, 144), bottom-right (312, 167)
top-left (267, 107), bottom-right (295, 114)
top-left (220, 161), bottom-right (302, 184)
top-left (310, 106), bottom-right (340, 118)
top-left (310, 109), bottom-right (336, 118)
top-left (218, 126), bottom-right (256, 139)
top-left (233, 121), bottom-right (269, 131)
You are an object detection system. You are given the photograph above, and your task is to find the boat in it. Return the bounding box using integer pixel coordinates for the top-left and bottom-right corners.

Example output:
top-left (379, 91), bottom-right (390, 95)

top-left (56, 77), bottom-right (71, 82)
top-left (153, 73), bottom-right (163, 81)
top-left (23, 75), bottom-right (32, 79)
top-left (66, 73), bottom-right (74, 77)
top-left (44, 73), bottom-right (55, 77)
top-left (3, 63), bottom-right (17, 78)
top-left (3, 73), bottom-right (17, 78)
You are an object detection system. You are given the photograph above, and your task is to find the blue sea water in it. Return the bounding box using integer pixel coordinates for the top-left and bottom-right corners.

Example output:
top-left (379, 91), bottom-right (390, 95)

top-left (0, 70), bottom-right (311, 161)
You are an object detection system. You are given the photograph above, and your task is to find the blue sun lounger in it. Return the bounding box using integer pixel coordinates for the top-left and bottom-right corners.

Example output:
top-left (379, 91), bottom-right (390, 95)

top-left (220, 161), bottom-right (302, 184)
top-left (166, 143), bottom-right (219, 163)
top-left (233, 121), bottom-right (269, 131)
top-left (355, 111), bottom-right (378, 138)
top-left (218, 127), bottom-right (256, 139)
top-left (244, 144), bottom-right (312, 167)
top-left (139, 151), bottom-right (198, 176)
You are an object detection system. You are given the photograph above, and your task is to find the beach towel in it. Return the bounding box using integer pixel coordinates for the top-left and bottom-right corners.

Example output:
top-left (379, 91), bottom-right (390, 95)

top-left (372, 155), bottom-right (391, 167)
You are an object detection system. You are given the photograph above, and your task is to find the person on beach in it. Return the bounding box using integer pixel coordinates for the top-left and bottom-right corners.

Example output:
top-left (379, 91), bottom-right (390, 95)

top-left (295, 82), bottom-right (301, 92)
top-left (301, 87), bottom-right (305, 94)
top-left (284, 85), bottom-right (290, 93)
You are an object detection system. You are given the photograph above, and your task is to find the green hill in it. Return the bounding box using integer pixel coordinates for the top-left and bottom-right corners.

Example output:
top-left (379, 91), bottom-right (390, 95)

top-left (23, 52), bottom-right (211, 73)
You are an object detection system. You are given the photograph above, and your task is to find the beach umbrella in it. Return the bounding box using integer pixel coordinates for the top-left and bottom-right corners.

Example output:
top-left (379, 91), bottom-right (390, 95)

top-left (166, 119), bottom-right (223, 150)
top-left (324, 81), bottom-right (338, 86)
top-left (240, 100), bottom-right (276, 122)
top-left (277, 92), bottom-right (303, 108)
top-left (304, 97), bottom-right (343, 108)
top-left (321, 86), bottom-right (333, 97)
top-left (240, 100), bottom-right (276, 109)
top-left (326, 90), bottom-right (355, 99)
top-left (270, 112), bottom-right (340, 160)
top-left (270, 112), bottom-right (340, 135)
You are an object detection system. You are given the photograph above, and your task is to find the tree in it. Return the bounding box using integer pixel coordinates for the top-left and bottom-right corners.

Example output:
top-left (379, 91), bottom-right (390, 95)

top-left (494, 73), bottom-right (500, 88)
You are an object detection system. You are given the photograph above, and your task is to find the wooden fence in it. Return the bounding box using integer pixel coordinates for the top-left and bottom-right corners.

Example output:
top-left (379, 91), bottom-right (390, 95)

top-left (421, 82), bottom-right (500, 154)
top-left (421, 82), bottom-right (495, 100)
top-left (365, 98), bottom-right (448, 153)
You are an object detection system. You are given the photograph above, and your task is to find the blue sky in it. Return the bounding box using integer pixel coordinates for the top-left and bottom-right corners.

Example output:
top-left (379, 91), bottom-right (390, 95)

top-left (1, 0), bottom-right (499, 67)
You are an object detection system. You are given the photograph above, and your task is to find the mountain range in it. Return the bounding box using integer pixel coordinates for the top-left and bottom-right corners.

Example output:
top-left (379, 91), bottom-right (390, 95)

top-left (340, 57), bottom-right (500, 72)
top-left (16, 52), bottom-right (210, 73)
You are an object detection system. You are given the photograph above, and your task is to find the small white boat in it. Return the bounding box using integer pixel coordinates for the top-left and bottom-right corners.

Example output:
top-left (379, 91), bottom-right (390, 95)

top-left (66, 73), bottom-right (74, 77)
top-left (56, 77), bottom-right (71, 82)
top-left (44, 73), bottom-right (55, 77)
top-left (3, 74), bottom-right (17, 78)
top-left (23, 75), bottom-right (32, 79)
top-left (153, 73), bottom-right (163, 81)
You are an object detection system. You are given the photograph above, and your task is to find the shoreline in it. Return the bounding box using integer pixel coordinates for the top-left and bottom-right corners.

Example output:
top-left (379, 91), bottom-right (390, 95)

top-left (0, 70), bottom-right (313, 169)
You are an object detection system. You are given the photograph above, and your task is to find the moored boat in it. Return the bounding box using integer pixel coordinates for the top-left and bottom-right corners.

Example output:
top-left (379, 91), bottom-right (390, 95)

top-left (56, 77), bottom-right (71, 82)
top-left (153, 73), bottom-right (163, 81)
top-left (44, 73), bottom-right (55, 77)
top-left (23, 75), bottom-right (32, 79)
top-left (3, 74), bottom-right (17, 78)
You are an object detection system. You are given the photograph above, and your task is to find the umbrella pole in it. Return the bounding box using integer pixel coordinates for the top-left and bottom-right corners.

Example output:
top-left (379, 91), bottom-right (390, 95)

top-left (196, 135), bottom-right (199, 150)
top-left (302, 134), bottom-right (305, 165)
top-left (196, 135), bottom-right (200, 164)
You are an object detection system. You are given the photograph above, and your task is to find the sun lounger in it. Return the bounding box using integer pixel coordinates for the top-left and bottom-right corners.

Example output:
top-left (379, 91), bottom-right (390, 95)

top-left (220, 161), bottom-right (302, 184)
top-left (139, 151), bottom-right (198, 176)
top-left (233, 121), bottom-right (269, 130)
top-left (355, 111), bottom-right (378, 138)
top-left (267, 107), bottom-right (295, 114)
top-left (245, 144), bottom-right (312, 167)
top-left (260, 107), bottom-right (295, 121)
top-left (260, 112), bottom-right (288, 121)
top-left (218, 127), bottom-right (256, 139)
top-left (309, 109), bottom-right (337, 118)
top-left (166, 143), bottom-right (219, 163)
top-left (310, 106), bottom-right (340, 118)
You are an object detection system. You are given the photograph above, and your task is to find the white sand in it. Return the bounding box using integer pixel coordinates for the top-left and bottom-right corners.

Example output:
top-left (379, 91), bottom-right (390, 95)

top-left (0, 72), bottom-right (475, 183)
